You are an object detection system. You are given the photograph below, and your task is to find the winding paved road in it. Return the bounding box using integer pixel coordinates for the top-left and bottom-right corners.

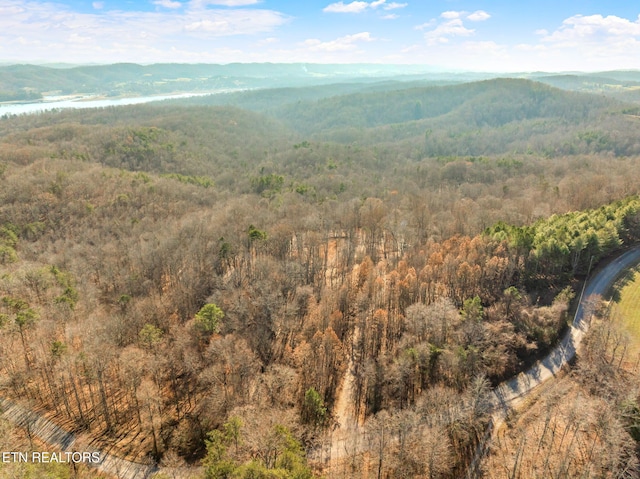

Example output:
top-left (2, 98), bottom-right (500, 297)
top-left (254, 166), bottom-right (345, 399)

top-left (492, 245), bottom-right (640, 408)
top-left (0, 397), bottom-right (157, 478)
top-left (466, 245), bottom-right (640, 478)
top-left (3, 246), bottom-right (640, 479)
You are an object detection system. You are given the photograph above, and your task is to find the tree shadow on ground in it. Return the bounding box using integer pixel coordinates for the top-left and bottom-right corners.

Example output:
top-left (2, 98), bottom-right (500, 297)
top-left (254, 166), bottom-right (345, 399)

top-left (609, 266), bottom-right (638, 303)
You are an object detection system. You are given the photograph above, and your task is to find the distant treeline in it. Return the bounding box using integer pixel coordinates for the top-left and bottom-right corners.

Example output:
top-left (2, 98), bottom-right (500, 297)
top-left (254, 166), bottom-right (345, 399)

top-left (1, 75), bottom-right (640, 478)
top-left (0, 90), bottom-right (42, 102)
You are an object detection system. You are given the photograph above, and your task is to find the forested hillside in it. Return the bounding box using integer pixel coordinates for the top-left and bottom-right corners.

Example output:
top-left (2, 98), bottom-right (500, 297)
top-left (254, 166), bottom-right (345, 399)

top-left (1, 77), bottom-right (640, 478)
top-left (0, 63), bottom-right (442, 102)
top-left (176, 78), bottom-right (640, 158)
top-left (271, 79), bottom-right (612, 131)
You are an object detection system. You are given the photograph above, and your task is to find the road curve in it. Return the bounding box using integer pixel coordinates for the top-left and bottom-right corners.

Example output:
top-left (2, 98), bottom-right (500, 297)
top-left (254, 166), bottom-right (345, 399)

top-left (492, 245), bottom-right (640, 408)
top-left (0, 397), bottom-right (157, 478)
top-left (464, 245), bottom-right (640, 478)
top-left (2, 247), bottom-right (640, 479)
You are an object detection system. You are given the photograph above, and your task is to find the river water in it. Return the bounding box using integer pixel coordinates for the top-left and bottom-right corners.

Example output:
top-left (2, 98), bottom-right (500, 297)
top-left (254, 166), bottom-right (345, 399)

top-left (0, 91), bottom-right (222, 116)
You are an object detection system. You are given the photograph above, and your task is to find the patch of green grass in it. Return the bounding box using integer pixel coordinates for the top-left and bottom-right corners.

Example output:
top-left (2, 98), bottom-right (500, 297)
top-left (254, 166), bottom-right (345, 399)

top-left (614, 266), bottom-right (640, 356)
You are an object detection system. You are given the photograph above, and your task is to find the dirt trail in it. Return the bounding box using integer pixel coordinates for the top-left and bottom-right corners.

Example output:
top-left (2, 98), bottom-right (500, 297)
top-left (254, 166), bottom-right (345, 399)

top-left (5, 245), bottom-right (640, 478)
top-left (326, 254), bottom-right (381, 468)
top-left (333, 323), bottom-right (360, 431)
top-left (329, 319), bottom-right (364, 465)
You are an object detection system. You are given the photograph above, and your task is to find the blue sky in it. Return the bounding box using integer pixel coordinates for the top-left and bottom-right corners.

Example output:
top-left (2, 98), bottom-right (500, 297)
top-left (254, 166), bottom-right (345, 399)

top-left (1, 0), bottom-right (639, 71)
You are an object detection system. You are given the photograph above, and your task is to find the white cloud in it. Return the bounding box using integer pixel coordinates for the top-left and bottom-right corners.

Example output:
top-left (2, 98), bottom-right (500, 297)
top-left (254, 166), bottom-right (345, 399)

top-left (303, 32), bottom-right (374, 52)
top-left (190, 0), bottom-right (260, 6)
top-left (424, 18), bottom-right (475, 45)
top-left (182, 10), bottom-right (288, 35)
top-left (441, 10), bottom-right (489, 21)
top-left (4, 0), bottom-right (640, 70)
top-left (514, 43), bottom-right (547, 52)
top-left (390, 39), bottom-right (507, 71)
top-left (492, 14), bottom-right (640, 71)
top-left (256, 37), bottom-right (278, 45)
top-left (384, 2), bottom-right (406, 10)
top-left (467, 10), bottom-right (490, 22)
top-left (400, 44), bottom-right (419, 53)
top-left (68, 33), bottom-right (92, 44)
top-left (506, 13), bottom-right (640, 70)
top-left (323, 0), bottom-right (406, 14)
top-left (420, 10), bottom-right (490, 46)
top-left (323, 1), bottom-right (369, 13)
top-left (414, 20), bottom-right (435, 30)
top-left (153, 0), bottom-right (183, 9)
top-left (269, 11), bottom-right (640, 70)
top-left (441, 11), bottom-right (461, 20)
top-left (543, 14), bottom-right (640, 44)
top-left (0, 0), bottom-right (289, 63)
top-left (209, 46), bottom-right (244, 56)
top-left (185, 19), bottom-right (229, 32)
top-left (458, 40), bottom-right (506, 56)
top-left (0, 4), bottom-right (24, 14)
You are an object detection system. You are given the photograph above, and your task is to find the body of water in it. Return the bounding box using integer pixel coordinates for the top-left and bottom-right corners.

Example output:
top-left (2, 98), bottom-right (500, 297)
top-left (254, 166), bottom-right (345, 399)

top-left (0, 91), bottom-right (224, 116)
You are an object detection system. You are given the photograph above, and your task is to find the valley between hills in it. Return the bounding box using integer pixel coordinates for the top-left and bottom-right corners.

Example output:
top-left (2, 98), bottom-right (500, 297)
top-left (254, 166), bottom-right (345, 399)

top-left (1, 66), bottom-right (640, 478)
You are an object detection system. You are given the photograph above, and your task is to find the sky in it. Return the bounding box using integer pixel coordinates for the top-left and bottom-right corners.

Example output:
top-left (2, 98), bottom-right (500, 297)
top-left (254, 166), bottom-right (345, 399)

top-left (1, 0), bottom-right (639, 71)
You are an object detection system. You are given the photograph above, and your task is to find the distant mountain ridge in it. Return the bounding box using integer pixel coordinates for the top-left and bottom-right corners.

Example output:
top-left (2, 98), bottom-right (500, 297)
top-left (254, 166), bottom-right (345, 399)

top-left (2, 62), bottom-right (639, 105)
top-left (259, 78), bottom-right (619, 137)
top-left (0, 63), bottom-right (447, 99)
top-left (3, 75), bottom-right (639, 164)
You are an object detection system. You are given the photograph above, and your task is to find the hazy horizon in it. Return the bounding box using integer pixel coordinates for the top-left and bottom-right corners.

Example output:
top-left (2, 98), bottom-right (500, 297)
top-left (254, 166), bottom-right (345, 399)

top-left (1, 1), bottom-right (639, 72)
top-left (1, 61), bottom-right (640, 75)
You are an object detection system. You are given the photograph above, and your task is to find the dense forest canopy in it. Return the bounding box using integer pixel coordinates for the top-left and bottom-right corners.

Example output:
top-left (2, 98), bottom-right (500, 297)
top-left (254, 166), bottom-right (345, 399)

top-left (1, 73), bottom-right (640, 478)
